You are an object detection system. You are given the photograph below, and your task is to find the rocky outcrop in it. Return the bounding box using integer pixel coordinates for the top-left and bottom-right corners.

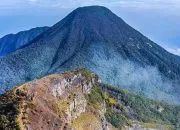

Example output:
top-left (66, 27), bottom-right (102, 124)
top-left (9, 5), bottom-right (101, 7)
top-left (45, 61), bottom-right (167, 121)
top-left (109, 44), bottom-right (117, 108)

top-left (0, 69), bottom-right (109, 130)
top-left (0, 69), bottom-right (179, 130)
top-left (16, 70), bottom-right (102, 130)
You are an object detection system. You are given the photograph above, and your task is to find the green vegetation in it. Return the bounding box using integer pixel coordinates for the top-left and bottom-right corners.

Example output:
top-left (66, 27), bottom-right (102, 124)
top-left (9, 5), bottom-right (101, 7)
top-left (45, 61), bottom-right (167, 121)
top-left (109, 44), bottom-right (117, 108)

top-left (84, 82), bottom-right (180, 129)
top-left (74, 68), bottom-right (94, 80)
top-left (86, 87), bottom-right (104, 109)
top-left (103, 93), bottom-right (117, 105)
top-left (105, 109), bottom-right (130, 128)
top-left (142, 123), bottom-right (174, 130)
top-left (0, 90), bottom-right (22, 130)
top-left (100, 83), bottom-right (180, 129)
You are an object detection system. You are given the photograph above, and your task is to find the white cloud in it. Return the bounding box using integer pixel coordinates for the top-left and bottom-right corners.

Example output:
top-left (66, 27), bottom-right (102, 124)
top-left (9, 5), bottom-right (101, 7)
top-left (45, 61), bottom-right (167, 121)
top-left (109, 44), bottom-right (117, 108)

top-left (29, 0), bottom-right (37, 2)
top-left (165, 47), bottom-right (180, 56)
top-left (1, 0), bottom-right (180, 9)
top-left (46, 0), bottom-right (180, 9)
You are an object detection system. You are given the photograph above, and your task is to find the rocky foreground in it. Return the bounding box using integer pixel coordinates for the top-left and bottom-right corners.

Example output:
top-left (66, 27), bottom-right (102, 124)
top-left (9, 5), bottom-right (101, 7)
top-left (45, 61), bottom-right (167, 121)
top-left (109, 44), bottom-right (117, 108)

top-left (0, 69), bottom-right (179, 130)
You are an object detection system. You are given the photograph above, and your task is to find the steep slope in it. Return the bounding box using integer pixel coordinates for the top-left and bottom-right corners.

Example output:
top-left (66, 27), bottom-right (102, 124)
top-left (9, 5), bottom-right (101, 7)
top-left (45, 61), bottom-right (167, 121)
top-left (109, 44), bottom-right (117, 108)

top-left (0, 6), bottom-right (180, 103)
top-left (0, 69), bottom-right (179, 130)
top-left (0, 27), bottom-right (49, 56)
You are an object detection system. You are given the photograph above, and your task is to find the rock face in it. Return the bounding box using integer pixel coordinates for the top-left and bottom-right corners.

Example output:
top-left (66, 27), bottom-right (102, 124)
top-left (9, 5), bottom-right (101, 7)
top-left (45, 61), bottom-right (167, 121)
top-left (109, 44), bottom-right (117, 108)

top-left (0, 69), bottom-right (109, 130)
top-left (0, 26), bottom-right (49, 56)
top-left (0, 6), bottom-right (180, 104)
top-left (0, 69), bottom-right (179, 130)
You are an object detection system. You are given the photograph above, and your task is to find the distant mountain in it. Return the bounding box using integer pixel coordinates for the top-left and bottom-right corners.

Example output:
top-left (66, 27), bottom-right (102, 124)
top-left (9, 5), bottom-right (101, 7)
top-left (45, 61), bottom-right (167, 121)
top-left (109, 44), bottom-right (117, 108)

top-left (0, 6), bottom-right (180, 103)
top-left (0, 69), bottom-right (179, 130)
top-left (0, 27), bottom-right (49, 56)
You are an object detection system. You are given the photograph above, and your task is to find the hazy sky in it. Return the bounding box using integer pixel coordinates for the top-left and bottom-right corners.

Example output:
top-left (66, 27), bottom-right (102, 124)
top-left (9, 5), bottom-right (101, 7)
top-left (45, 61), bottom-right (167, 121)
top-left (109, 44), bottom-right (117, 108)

top-left (0, 0), bottom-right (180, 55)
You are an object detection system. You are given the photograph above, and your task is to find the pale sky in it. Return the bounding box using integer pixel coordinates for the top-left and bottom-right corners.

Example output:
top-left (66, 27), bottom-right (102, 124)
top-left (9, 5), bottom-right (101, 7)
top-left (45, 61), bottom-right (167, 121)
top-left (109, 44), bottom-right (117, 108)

top-left (0, 0), bottom-right (180, 55)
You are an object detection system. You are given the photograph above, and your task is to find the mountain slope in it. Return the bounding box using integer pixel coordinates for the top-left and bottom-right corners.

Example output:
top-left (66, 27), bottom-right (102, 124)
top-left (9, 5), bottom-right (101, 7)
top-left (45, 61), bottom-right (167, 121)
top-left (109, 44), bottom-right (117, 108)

top-left (0, 69), bottom-right (179, 130)
top-left (0, 27), bottom-right (49, 56)
top-left (0, 6), bottom-right (180, 103)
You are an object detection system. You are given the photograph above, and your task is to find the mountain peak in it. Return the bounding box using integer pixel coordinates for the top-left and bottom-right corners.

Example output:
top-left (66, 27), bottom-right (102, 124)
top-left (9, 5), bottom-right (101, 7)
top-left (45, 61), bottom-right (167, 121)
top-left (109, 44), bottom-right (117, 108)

top-left (36, 5), bottom-right (127, 45)
top-left (70, 5), bottom-right (122, 22)
top-left (1, 6), bottom-right (180, 104)
top-left (76, 5), bottom-right (109, 10)
top-left (74, 5), bottom-right (111, 13)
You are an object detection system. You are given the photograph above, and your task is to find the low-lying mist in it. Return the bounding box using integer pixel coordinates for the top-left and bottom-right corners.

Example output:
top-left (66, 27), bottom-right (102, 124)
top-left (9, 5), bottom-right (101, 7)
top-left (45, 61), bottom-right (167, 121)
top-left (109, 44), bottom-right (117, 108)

top-left (84, 42), bottom-right (180, 104)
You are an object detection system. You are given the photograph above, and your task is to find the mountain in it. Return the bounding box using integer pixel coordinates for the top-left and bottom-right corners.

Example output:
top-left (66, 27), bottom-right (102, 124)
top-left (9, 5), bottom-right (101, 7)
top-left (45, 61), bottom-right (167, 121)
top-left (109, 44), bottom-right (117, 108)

top-left (0, 69), bottom-right (179, 130)
top-left (0, 27), bottom-right (49, 56)
top-left (0, 6), bottom-right (180, 103)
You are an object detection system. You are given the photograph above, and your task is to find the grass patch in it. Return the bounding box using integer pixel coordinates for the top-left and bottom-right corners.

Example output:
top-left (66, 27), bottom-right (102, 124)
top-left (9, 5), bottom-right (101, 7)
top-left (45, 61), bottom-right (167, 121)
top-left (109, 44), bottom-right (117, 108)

top-left (86, 87), bottom-right (104, 109)
top-left (74, 68), bottom-right (94, 80)
top-left (72, 113), bottom-right (100, 130)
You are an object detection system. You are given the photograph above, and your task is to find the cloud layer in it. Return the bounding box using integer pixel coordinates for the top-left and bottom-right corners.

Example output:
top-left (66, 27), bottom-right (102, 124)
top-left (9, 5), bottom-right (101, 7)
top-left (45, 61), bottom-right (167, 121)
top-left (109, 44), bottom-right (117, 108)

top-left (1, 0), bottom-right (180, 10)
top-left (165, 47), bottom-right (180, 56)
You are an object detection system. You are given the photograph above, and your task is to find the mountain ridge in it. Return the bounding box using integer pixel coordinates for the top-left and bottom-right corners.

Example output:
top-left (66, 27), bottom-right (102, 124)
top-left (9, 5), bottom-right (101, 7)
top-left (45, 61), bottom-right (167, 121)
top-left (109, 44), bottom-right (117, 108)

top-left (0, 26), bottom-right (49, 56)
top-left (0, 69), bottom-right (179, 130)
